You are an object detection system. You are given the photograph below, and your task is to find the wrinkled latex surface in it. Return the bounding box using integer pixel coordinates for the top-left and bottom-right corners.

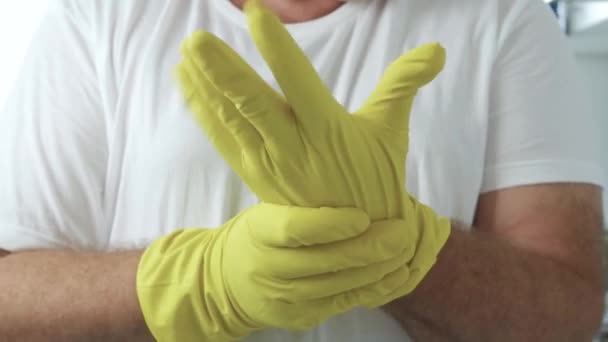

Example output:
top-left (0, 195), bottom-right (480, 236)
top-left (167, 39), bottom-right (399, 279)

top-left (138, 204), bottom-right (419, 341)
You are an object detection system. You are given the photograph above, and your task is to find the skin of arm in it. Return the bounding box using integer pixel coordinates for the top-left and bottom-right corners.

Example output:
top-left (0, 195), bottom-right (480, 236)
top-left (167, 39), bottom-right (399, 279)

top-left (384, 183), bottom-right (605, 341)
top-left (0, 249), bottom-right (155, 342)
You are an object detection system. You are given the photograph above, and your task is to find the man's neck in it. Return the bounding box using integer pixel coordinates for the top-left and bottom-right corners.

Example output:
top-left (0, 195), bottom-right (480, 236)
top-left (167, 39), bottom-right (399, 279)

top-left (231, 0), bottom-right (345, 23)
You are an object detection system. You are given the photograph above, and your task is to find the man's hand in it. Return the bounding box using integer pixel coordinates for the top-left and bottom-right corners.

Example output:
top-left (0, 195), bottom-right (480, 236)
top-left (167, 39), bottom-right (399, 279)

top-left (177, 0), bottom-right (451, 302)
top-left (138, 204), bottom-right (418, 341)
top-left (176, 0), bottom-right (445, 221)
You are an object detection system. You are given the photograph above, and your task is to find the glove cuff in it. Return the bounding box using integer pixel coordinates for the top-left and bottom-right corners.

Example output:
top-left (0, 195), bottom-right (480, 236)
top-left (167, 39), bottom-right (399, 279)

top-left (136, 228), bottom-right (257, 342)
top-left (401, 197), bottom-right (452, 293)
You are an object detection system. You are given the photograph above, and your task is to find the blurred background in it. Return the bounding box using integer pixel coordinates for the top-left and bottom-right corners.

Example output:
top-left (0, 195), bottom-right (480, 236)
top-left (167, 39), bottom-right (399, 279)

top-left (562, 1), bottom-right (608, 224)
top-left (0, 0), bottom-right (607, 339)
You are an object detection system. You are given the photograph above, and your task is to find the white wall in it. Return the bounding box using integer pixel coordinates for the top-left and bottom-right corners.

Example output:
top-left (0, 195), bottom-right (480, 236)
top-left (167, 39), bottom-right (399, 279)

top-left (570, 27), bottom-right (608, 221)
top-left (578, 56), bottom-right (608, 221)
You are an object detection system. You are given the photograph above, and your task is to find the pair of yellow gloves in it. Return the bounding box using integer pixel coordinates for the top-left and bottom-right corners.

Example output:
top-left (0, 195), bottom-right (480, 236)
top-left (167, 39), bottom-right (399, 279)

top-left (137, 1), bottom-right (451, 341)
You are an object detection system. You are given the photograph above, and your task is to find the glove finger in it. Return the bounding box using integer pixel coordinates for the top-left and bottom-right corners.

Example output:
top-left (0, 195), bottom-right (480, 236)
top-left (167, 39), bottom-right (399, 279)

top-left (356, 265), bottom-right (414, 309)
top-left (374, 242), bottom-right (444, 307)
top-left (359, 212), bottom-right (451, 308)
top-left (183, 31), bottom-right (299, 151)
top-left (356, 43), bottom-right (446, 129)
top-left (266, 248), bottom-right (411, 302)
top-left (278, 265), bottom-right (412, 331)
top-left (256, 218), bottom-right (417, 279)
top-left (244, 0), bottom-right (343, 131)
top-left (180, 34), bottom-right (264, 154)
top-left (382, 207), bottom-right (451, 298)
top-left (176, 60), bottom-right (247, 172)
top-left (246, 203), bottom-right (370, 248)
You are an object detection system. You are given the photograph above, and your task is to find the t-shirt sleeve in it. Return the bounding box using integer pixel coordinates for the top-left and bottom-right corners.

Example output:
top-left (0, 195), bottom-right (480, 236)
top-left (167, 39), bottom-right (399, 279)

top-left (0, 0), bottom-right (107, 251)
top-left (481, 0), bottom-right (605, 193)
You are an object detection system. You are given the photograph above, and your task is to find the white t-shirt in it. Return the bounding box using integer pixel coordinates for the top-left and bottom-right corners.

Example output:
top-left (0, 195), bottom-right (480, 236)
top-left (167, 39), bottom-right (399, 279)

top-left (0, 0), bottom-right (604, 340)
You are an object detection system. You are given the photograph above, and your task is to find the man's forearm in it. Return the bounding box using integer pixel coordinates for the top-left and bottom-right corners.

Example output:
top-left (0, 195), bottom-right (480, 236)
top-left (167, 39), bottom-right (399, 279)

top-left (385, 224), bottom-right (604, 342)
top-left (0, 249), bottom-right (154, 342)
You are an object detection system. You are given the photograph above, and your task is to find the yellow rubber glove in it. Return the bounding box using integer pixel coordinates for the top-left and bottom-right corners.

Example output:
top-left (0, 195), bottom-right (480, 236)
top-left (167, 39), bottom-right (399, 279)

top-left (138, 204), bottom-right (417, 341)
top-left (177, 0), bottom-right (443, 221)
top-left (177, 0), bottom-right (450, 294)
